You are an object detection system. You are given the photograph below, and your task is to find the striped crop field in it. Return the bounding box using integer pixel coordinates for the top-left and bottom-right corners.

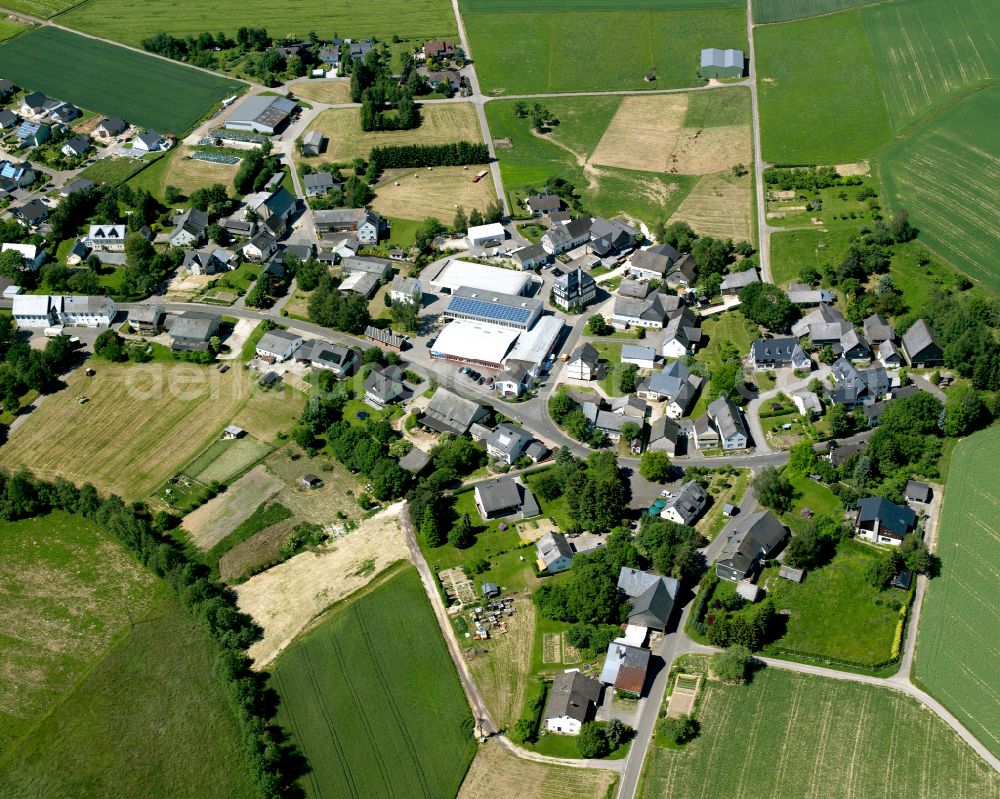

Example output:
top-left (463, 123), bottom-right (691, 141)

top-left (915, 426), bottom-right (1000, 758)
top-left (862, 0), bottom-right (1000, 132)
top-left (639, 668), bottom-right (1000, 799)
top-left (879, 85), bottom-right (1000, 292)
top-left (753, 0), bottom-right (876, 24)
top-left (270, 567), bottom-right (476, 799)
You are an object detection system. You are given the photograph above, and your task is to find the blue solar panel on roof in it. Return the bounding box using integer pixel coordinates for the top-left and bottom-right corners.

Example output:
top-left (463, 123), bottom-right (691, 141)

top-left (446, 296), bottom-right (531, 324)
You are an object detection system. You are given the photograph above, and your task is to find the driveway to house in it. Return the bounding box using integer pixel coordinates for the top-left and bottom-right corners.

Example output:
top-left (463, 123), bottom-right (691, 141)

top-left (745, 0), bottom-right (774, 282)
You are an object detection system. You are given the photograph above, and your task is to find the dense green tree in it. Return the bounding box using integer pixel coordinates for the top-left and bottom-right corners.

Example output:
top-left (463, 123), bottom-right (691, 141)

top-left (577, 722), bottom-right (610, 758)
top-left (656, 714), bottom-right (699, 744)
top-left (752, 467), bottom-right (794, 513)
top-left (943, 386), bottom-right (987, 437)
top-left (639, 451), bottom-right (672, 483)
top-left (710, 645), bottom-right (752, 683)
top-left (738, 282), bottom-right (798, 332)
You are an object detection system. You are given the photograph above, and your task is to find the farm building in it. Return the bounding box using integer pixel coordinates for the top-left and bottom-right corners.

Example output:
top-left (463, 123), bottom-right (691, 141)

top-left (466, 222), bottom-right (507, 248)
top-left (621, 345), bottom-right (656, 370)
top-left (443, 287), bottom-right (542, 331)
top-left (599, 642), bottom-right (651, 695)
top-left (226, 95), bottom-right (296, 134)
top-left (420, 387), bottom-right (489, 435)
top-left (314, 208), bottom-right (383, 242)
top-left (339, 271), bottom-right (380, 298)
top-left (429, 259), bottom-right (533, 296)
top-left (365, 326), bottom-right (407, 350)
top-left (716, 510), bottom-right (789, 582)
top-left (543, 672), bottom-right (602, 736)
top-left (169, 311), bottom-right (221, 352)
top-left (720, 268), bottom-right (759, 295)
top-left (222, 424), bottom-right (246, 440)
top-left (901, 319), bottom-right (944, 367)
top-left (430, 319), bottom-right (520, 370)
top-left (700, 48), bottom-right (745, 78)
top-left (300, 130), bottom-right (325, 156)
top-left (341, 255), bottom-right (392, 280)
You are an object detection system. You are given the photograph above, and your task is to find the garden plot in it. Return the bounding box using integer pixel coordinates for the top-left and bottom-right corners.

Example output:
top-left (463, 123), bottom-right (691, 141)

top-left (181, 464), bottom-right (283, 550)
top-left (669, 123), bottom-right (750, 175)
top-left (666, 674), bottom-right (701, 717)
top-left (440, 566), bottom-right (477, 606)
top-left (235, 502), bottom-right (409, 667)
top-left (185, 436), bottom-right (272, 484)
top-left (542, 632), bottom-right (562, 664)
top-left (217, 517), bottom-right (297, 583)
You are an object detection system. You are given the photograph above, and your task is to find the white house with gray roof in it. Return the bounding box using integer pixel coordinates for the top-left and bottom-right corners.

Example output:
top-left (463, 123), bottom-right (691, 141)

top-left (536, 531), bottom-right (575, 574)
top-left (543, 671), bottom-right (602, 735)
top-left (255, 329), bottom-right (302, 362)
top-left (486, 422), bottom-right (532, 465)
top-left (660, 480), bottom-right (708, 525)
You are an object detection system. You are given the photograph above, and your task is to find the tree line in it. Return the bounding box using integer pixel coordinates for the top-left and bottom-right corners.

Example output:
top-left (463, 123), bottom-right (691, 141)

top-left (0, 468), bottom-right (297, 797)
top-left (763, 165), bottom-right (864, 191)
top-left (0, 320), bottom-right (78, 417)
top-left (368, 142), bottom-right (489, 173)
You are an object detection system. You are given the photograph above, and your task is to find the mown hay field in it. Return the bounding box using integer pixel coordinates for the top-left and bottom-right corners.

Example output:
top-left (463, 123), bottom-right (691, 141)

top-left (0, 511), bottom-right (158, 754)
top-left (670, 171), bottom-right (753, 242)
top-left (60, 0), bottom-right (456, 48)
top-left (2, 363), bottom-right (256, 501)
top-left (756, 11), bottom-right (891, 164)
top-left (289, 79), bottom-right (353, 105)
top-left (299, 104), bottom-right (482, 165)
top-left (0, 0), bottom-right (75, 17)
top-left (0, 27), bottom-right (241, 133)
top-left (863, 0), bottom-right (1000, 132)
top-left (462, 2), bottom-right (746, 94)
top-left (458, 739), bottom-right (619, 799)
top-left (639, 668), bottom-right (1000, 799)
top-left (270, 566), bottom-right (476, 799)
top-left (0, 592), bottom-right (257, 799)
top-left (371, 166), bottom-right (497, 223)
top-left (916, 425), bottom-right (1000, 757)
top-left (879, 85), bottom-right (1000, 293)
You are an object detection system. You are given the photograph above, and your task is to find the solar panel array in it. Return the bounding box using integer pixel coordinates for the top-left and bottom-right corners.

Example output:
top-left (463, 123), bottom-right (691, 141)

top-left (446, 295), bottom-right (532, 325)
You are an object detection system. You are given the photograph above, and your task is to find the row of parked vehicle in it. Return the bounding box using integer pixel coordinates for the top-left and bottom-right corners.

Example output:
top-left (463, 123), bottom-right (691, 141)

top-left (457, 365), bottom-right (493, 387)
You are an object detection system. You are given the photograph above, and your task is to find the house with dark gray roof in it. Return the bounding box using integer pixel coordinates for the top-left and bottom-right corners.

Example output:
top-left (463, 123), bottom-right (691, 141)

top-left (566, 342), bottom-right (600, 380)
top-left (901, 319), bottom-right (943, 367)
top-left (526, 193), bottom-right (563, 215)
top-left (543, 671), bottom-right (602, 735)
top-left (829, 357), bottom-right (889, 406)
top-left (541, 216), bottom-right (592, 254)
top-left (720, 268), bottom-right (759, 295)
top-left (612, 292), bottom-right (677, 330)
top-left (298, 340), bottom-right (356, 375)
top-left (552, 267), bottom-right (597, 310)
top-left (364, 366), bottom-right (405, 408)
top-left (659, 480), bottom-right (708, 526)
top-left (588, 217), bottom-right (638, 257)
top-left (169, 311), bottom-right (221, 352)
top-left (618, 278), bottom-right (651, 299)
top-left (701, 395), bottom-right (748, 450)
top-left (170, 207), bottom-right (208, 247)
top-left (303, 170), bottom-right (339, 196)
top-left (628, 250), bottom-right (671, 281)
top-left (749, 337), bottom-right (811, 370)
top-left (474, 477), bottom-right (539, 520)
top-left (716, 510), bottom-right (788, 582)
top-left (840, 328), bottom-right (871, 361)
top-left (855, 497), bottom-right (917, 545)
top-left (792, 303), bottom-right (852, 345)
top-left (863, 314), bottom-right (894, 345)
top-left (645, 415), bottom-right (682, 455)
top-left (511, 242), bottom-right (550, 269)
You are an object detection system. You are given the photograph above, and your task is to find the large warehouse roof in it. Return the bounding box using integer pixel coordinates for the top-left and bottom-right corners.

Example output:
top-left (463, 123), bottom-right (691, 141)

top-left (506, 315), bottom-right (564, 369)
top-left (430, 319), bottom-right (520, 365)
top-left (430, 259), bottom-right (532, 296)
top-left (445, 287), bottom-right (543, 328)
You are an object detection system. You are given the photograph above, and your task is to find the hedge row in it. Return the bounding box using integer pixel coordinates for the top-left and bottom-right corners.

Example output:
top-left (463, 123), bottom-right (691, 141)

top-left (368, 141), bottom-right (490, 172)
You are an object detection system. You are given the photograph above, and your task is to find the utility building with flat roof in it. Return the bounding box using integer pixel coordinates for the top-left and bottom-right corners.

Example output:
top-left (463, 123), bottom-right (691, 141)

top-left (430, 319), bottom-right (520, 371)
top-left (225, 95), bottom-right (296, 134)
top-left (430, 259), bottom-right (533, 296)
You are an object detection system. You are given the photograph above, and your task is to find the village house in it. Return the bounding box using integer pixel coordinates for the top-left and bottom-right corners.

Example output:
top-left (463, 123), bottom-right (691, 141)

top-left (791, 389), bottom-right (822, 418)
top-left (792, 303), bottom-right (853, 346)
top-left (543, 671), bottom-right (602, 736)
top-left (716, 510), bottom-right (788, 582)
top-left (170, 207), bottom-right (209, 247)
top-left (695, 395), bottom-right (748, 450)
top-left (96, 116), bottom-right (127, 139)
top-left (877, 340), bottom-right (904, 368)
top-left (536, 531), bottom-right (575, 574)
top-left (617, 567), bottom-right (680, 631)
top-left (661, 308), bottom-right (702, 357)
top-left (863, 314), bottom-right (895, 346)
top-left (621, 344), bottom-right (656, 370)
top-left (420, 387), bottom-right (489, 435)
top-left (255, 329), bottom-right (303, 362)
top-left (1, 242), bottom-right (45, 271)
top-left (612, 394), bottom-right (647, 419)
top-left (854, 497), bottom-right (917, 546)
top-left (599, 641), bottom-right (651, 696)
top-left (314, 207), bottom-right (383, 242)
top-left (720, 268), bottom-right (759, 296)
top-left (390, 274), bottom-right (421, 305)
top-left (298, 340), bottom-right (356, 375)
top-left (12, 199), bottom-right (48, 229)
top-left (566, 342), bottom-right (600, 381)
top-left (84, 224), bottom-right (128, 251)
top-left (242, 231), bottom-right (278, 262)
top-left (133, 129), bottom-right (167, 152)
top-left (511, 243), bottom-right (550, 270)
top-left (645, 415), bottom-right (683, 455)
top-left (473, 477), bottom-right (539, 520)
top-left (627, 250), bottom-right (671, 282)
top-left (829, 357), bottom-right (889, 406)
top-left (169, 311), bottom-right (221, 351)
top-left (128, 305), bottom-right (165, 335)
top-left (423, 39), bottom-right (456, 60)
top-left (525, 193), bottom-right (563, 216)
top-left (303, 170), bottom-right (339, 197)
top-left (0, 110), bottom-right (17, 131)
top-left (582, 400), bottom-right (631, 442)
top-left (60, 134), bottom-right (91, 159)
top-left (660, 480), bottom-right (708, 526)
top-left (901, 319), bottom-right (944, 367)
top-left (748, 338), bottom-right (811, 371)
top-left (541, 216), bottom-right (591, 254)
top-left (636, 360), bottom-right (700, 418)
top-left (12, 294), bottom-right (116, 328)
top-left (486, 422), bottom-right (532, 465)
top-left (839, 328), bottom-right (872, 361)
top-left (905, 480), bottom-right (932, 504)
top-left (364, 366), bottom-right (406, 409)
top-left (551, 267), bottom-right (597, 311)
top-left (611, 292), bottom-right (678, 330)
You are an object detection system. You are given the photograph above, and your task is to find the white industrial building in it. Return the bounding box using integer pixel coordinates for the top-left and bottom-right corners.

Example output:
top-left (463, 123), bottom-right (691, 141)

top-left (12, 294), bottom-right (116, 328)
top-left (466, 222), bottom-right (507, 248)
top-left (430, 319), bottom-right (521, 370)
top-left (429, 259), bottom-right (533, 296)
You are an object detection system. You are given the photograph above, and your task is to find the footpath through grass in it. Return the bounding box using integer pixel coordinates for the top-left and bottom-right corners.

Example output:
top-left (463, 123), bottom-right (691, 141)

top-left (271, 566), bottom-right (476, 799)
top-left (0, 591), bottom-right (257, 799)
top-left (639, 668), bottom-right (1000, 799)
top-left (915, 425), bottom-right (1000, 757)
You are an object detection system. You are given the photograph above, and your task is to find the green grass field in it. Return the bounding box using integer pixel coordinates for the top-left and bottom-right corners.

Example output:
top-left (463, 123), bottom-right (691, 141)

top-left (0, 27), bottom-right (242, 133)
top-left (463, 1), bottom-right (746, 94)
top-left (916, 425), bottom-right (1000, 757)
top-left (80, 155), bottom-right (160, 186)
top-left (271, 567), bottom-right (476, 799)
top-left (0, 591), bottom-right (257, 799)
top-left (0, 511), bottom-right (159, 753)
top-left (753, 0), bottom-right (876, 24)
top-left (61, 0), bottom-right (456, 48)
top-left (0, 0), bottom-right (77, 17)
top-left (756, 11), bottom-right (891, 164)
top-left (879, 85), bottom-right (1000, 293)
top-left (485, 97), bottom-right (696, 227)
top-left (0, 20), bottom-right (26, 41)
top-left (862, 0), bottom-right (1000, 133)
top-left (639, 668), bottom-right (1000, 799)
top-left (770, 226), bottom-right (862, 286)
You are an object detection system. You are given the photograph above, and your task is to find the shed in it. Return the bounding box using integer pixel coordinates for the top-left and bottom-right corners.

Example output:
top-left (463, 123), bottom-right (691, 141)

top-left (736, 581), bottom-right (762, 602)
top-left (779, 565), bottom-right (805, 583)
top-left (222, 424), bottom-right (246, 440)
top-left (481, 582), bottom-right (500, 598)
top-left (299, 474), bottom-right (324, 489)
top-left (904, 480), bottom-right (931, 504)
